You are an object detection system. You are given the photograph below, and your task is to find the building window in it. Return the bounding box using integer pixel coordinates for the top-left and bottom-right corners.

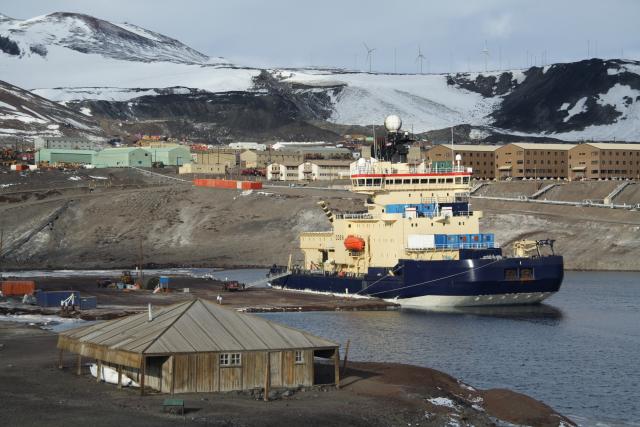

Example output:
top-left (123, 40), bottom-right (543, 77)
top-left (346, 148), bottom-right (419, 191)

top-left (295, 351), bottom-right (304, 364)
top-left (220, 353), bottom-right (241, 366)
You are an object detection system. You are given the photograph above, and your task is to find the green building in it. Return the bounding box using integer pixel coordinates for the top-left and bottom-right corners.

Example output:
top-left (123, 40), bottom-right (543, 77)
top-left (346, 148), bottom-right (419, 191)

top-left (93, 148), bottom-right (152, 168)
top-left (143, 146), bottom-right (191, 166)
top-left (35, 148), bottom-right (96, 165)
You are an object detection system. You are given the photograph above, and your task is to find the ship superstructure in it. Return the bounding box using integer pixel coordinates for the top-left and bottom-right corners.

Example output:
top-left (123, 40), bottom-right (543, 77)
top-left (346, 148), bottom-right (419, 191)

top-left (271, 116), bottom-right (564, 307)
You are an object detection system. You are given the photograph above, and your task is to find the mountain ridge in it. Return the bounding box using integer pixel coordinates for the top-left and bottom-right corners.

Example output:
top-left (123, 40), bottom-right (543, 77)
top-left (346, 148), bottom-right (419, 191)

top-left (1, 11), bottom-right (639, 143)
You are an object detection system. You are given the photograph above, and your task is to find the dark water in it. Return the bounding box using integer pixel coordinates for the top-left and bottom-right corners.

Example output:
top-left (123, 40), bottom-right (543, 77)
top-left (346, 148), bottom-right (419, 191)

top-left (259, 271), bottom-right (640, 427)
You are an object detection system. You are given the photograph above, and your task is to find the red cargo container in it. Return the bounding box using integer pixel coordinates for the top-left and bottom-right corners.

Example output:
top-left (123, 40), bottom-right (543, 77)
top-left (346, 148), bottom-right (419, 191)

top-left (1, 280), bottom-right (36, 296)
top-left (194, 179), bottom-right (262, 190)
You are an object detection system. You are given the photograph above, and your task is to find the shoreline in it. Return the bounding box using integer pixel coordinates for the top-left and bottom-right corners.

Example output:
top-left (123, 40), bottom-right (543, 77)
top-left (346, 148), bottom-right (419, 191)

top-left (0, 321), bottom-right (575, 426)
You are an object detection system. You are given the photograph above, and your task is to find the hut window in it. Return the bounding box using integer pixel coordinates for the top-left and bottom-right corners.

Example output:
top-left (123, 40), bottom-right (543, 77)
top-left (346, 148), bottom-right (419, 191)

top-left (220, 353), bottom-right (242, 366)
top-left (295, 350), bottom-right (304, 364)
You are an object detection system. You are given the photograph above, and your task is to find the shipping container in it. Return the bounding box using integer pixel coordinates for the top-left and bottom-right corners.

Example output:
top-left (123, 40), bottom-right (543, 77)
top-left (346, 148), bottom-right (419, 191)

top-left (1, 280), bottom-right (36, 296)
top-left (434, 234), bottom-right (448, 247)
top-left (36, 291), bottom-right (80, 307)
top-left (159, 276), bottom-right (170, 285)
top-left (448, 234), bottom-right (460, 244)
top-left (79, 296), bottom-right (97, 310)
top-left (407, 234), bottom-right (435, 249)
top-left (194, 179), bottom-right (262, 190)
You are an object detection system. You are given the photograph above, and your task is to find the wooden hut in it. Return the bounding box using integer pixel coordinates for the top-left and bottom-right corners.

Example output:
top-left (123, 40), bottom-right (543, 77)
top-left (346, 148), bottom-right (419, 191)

top-left (57, 298), bottom-right (340, 396)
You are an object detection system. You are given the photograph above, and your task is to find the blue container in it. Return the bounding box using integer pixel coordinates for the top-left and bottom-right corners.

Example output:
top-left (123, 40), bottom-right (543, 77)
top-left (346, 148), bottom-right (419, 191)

top-left (434, 234), bottom-right (447, 247)
top-left (482, 233), bottom-right (495, 243)
top-left (36, 291), bottom-right (80, 308)
top-left (79, 296), bottom-right (97, 310)
top-left (447, 235), bottom-right (460, 249)
top-left (384, 204), bottom-right (406, 214)
top-left (159, 276), bottom-right (170, 286)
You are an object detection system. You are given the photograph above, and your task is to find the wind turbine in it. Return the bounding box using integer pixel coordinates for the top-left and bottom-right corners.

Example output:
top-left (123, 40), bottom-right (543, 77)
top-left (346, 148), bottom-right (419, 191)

top-left (481, 40), bottom-right (490, 72)
top-left (363, 42), bottom-right (376, 72)
top-left (416, 46), bottom-right (426, 74)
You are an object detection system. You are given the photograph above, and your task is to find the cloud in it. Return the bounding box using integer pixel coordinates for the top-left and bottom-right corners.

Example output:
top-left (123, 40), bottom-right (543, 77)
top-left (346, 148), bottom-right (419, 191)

top-left (483, 13), bottom-right (513, 38)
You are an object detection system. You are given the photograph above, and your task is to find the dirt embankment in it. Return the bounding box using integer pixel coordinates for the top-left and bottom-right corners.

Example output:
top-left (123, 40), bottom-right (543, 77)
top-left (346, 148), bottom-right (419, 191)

top-left (0, 169), bottom-right (639, 271)
top-left (0, 322), bottom-right (574, 427)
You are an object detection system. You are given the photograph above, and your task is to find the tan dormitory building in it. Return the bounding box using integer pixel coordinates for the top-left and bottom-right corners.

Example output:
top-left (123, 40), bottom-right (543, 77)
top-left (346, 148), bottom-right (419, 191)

top-left (179, 149), bottom-right (237, 174)
top-left (266, 161), bottom-right (301, 181)
top-left (299, 159), bottom-right (352, 181)
top-left (426, 144), bottom-right (500, 179)
top-left (241, 150), bottom-right (303, 168)
top-left (568, 143), bottom-right (640, 180)
top-left (493, 143), bottom-right (574, 180)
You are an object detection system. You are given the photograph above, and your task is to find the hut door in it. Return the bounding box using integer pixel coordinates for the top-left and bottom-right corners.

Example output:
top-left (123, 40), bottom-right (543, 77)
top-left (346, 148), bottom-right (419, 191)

top-left (269, 351), bottom-right (282, 387)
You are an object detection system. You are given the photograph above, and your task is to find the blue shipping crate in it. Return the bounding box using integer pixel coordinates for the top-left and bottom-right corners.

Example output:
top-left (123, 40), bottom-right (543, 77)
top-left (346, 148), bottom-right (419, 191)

top-left (79, 296), bottom-right (97, 310)
top-left (434, 235), bottom-right (447, 246)
top-left (159, 276), bottom-right (170, 285)
top-left (384, 204), bottom-right (406, 214)
top-left (36, 291), bottom-right (80, 308)
top-left (482, 233), bottom-right (495, 242)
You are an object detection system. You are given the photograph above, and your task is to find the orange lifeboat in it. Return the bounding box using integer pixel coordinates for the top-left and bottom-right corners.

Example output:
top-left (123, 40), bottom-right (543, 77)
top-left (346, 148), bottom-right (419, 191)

top-left (344, 235), bottom-right (366, 252)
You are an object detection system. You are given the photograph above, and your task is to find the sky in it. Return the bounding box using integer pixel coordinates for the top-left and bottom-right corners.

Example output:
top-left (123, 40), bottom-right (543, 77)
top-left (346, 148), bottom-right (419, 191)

top-left (2, 0), bottom-right (640, 73)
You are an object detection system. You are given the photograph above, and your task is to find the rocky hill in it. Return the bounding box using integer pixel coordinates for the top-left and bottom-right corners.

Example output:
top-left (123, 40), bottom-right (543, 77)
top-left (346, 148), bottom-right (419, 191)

top-left (0, 80), bottom-right (103, 141)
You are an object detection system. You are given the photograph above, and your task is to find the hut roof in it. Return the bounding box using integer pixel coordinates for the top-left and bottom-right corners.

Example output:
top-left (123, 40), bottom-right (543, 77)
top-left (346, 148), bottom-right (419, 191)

top-left (59, 298), bottom-right (337, 354)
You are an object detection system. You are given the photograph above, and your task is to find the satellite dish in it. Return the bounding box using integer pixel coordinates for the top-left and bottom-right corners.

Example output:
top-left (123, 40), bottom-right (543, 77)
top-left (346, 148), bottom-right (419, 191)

top-left (455, 154), bottom-right (462, 161)
top-left (384, 115), bottom-right (402, 132)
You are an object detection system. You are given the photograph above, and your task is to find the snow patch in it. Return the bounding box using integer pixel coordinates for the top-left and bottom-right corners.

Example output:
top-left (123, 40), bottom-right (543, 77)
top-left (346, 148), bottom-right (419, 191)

top-left (427, 397), bottom-right (457, 408)
top-left (563, 97), bottom-right (588, 122)
top-left (68, 176), bottom-right (82, 181)
top-left (0, 101), bottom-right (17, 110)
top-left (80, 107), bottom-right (92, 116)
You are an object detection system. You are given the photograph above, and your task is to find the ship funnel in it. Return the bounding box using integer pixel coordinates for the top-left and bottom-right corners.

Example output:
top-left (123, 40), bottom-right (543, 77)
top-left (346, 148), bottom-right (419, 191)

top-left (317, 200), bottom-right (334, 223)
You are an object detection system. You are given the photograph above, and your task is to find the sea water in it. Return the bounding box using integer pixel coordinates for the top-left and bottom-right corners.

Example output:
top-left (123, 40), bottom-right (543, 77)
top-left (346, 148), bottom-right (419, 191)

top-left (259, 271), bottom-right (640, 427)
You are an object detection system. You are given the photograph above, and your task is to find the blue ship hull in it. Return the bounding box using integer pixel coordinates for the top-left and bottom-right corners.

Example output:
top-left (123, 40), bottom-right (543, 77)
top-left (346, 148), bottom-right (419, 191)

top-left (270, 255), bottom-right (564, 307)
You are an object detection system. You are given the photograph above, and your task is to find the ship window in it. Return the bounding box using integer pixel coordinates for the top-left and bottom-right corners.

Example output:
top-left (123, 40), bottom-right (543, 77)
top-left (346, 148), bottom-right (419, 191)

top-left (429, 179), bottom-right (437, 184)
top-left (520, 268), bottom-right (534, 280)
top-left (446, 178), bottom-right (453, 183)
top-left (403, 179), bottom-right (411, 184)
top-left (437, 178), bottom-right (445, 184)
top-left (395, 179), bottom-right (402, 184)
top-left (358, 179), bottom-right (365, 186)
top-left (504, 269), bottom-right (518, 280)
top-left (420, 179), bottom-right (428, 184)
top-left (455, 177), bottom-right (462, 184)
top-left (412, 179), bottom-right (420, 184)
top-left (462, 177), bottom-right (470, 184)
top-left (365, 179), bottom-right (373, 186)
top-left (373, 178), bottom-right (381, 186)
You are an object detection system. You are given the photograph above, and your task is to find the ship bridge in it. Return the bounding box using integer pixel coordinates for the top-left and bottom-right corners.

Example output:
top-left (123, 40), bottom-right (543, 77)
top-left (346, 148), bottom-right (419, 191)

top-left (349, 158), bottom-right (472, 193)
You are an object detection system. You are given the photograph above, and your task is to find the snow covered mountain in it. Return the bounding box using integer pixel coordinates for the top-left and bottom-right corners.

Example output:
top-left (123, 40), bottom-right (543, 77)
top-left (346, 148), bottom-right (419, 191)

top-left (1, 11), bottom-right (638, 142)
top-left (0, 80), bottom-right (102, 140)
top-left (0, 12), bottom-right (215, 64)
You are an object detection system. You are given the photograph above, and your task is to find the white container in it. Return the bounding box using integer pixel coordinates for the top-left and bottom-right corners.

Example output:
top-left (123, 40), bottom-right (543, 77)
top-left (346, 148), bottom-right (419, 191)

top-left (407, 234), bottom-right (435, 249)
top-left (404, 207), bottom-right (417, 219)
